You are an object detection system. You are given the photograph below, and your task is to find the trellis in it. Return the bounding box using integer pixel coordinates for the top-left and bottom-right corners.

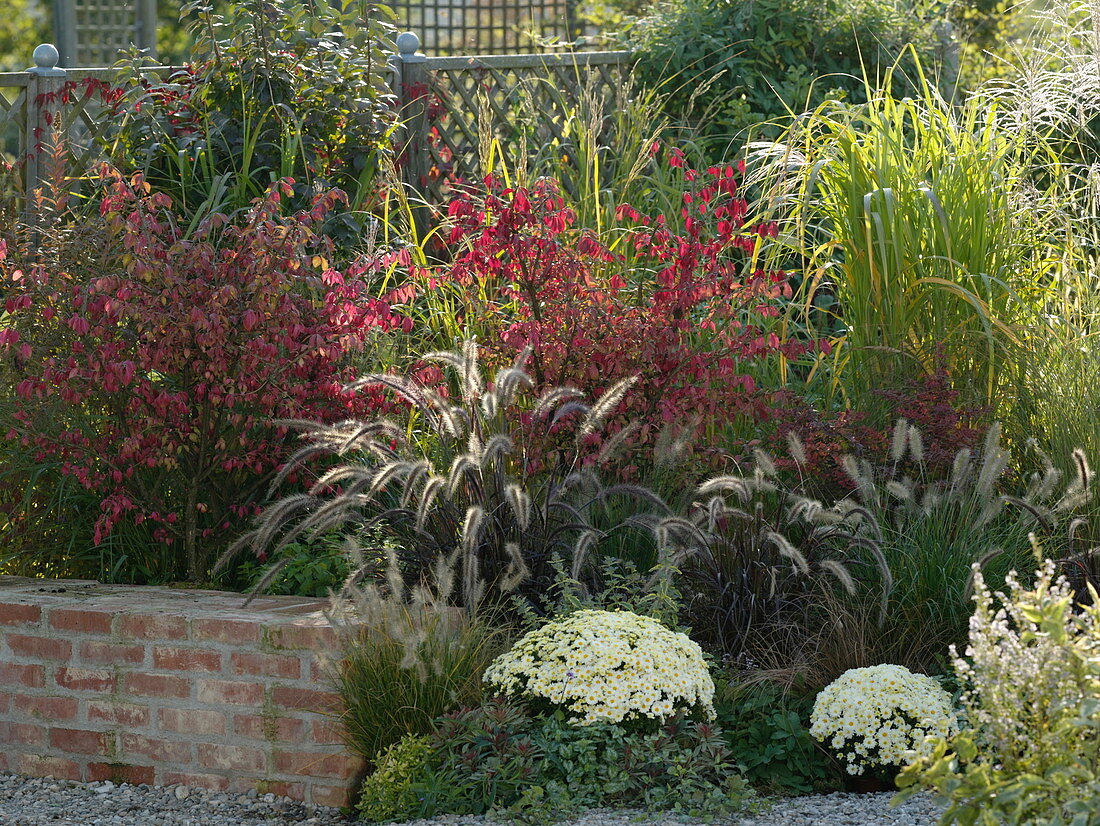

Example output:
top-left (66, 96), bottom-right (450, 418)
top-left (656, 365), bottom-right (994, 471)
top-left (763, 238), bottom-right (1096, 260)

top-left (391, 0), bottom-right (581, 54)
top-left (392, 32), bottom-right (631, 200)
top-left (0, 45), bottom-right (169, 225)
top-left (53, 0), bottom-right (158, 67)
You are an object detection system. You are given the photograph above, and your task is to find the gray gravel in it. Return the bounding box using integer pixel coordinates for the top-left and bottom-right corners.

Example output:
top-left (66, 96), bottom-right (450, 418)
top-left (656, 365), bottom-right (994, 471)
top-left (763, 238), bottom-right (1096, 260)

top-left (0, 773), bottom-right (945, 825)
top-left (0, 773), bottom-right (350, 825)
top-left (395, 793), bottom-right (945, 826)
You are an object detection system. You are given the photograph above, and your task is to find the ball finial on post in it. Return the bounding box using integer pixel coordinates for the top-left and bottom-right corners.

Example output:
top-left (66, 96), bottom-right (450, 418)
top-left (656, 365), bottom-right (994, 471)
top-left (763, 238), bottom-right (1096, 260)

top-left (29, 43), bottom-right (66, 76)
top-left (396, 31), bottom-right (426, 63)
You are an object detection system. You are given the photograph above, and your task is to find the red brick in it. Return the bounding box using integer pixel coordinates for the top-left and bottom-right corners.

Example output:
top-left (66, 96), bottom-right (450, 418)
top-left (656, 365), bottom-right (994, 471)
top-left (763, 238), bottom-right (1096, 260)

top-left (87, 701), bottom-right (151, 728)
top-left (122, 734), bottom-right (192, 764)
top-left (87, 762), bottom-right (155, 786)
top-left (161, 771), bottom-right (230, 791)
top-left (196, 679), bottom-right (263, 706)
top-left (0, 662), bottom-right (45, 688)
top-left (197, 743), bottom-right (266, 773)
top-left (56, 666), bottom-right (116, 692)
top-left (233, 714), bottom-right (305, 742)
top-left (17, 754), bottom-right (81, 781)
top-left (7, 633), bottom-right (72, 660)
top-left (0, 603), bottom-right (41, 626)
top-left (13, 694), bottom-right (78, 721)
top-left (310, 719), bottom-right (345, 745)
top-left (0, 752), bottom-right (9, 772)
top-left (311, 784), bottom-right (354, 808)
top-left (153, 646), bottom-right (221, 673)
top-left (273, 750), bottom-right (362, 779)
top-left (271, 686), bottom-right (340, 712)
top-left (123, 672), bottom-right (190, 699)
top-left (0, 721), bottom-right (46, 747)
top-left (49, 607), bottom-right (113, 635)
top-left (0, 691), bottom-right (10, 713)
top-left (192, 618), bottom-right (259, 645)
top-left (230, 651), bottom-right (301, 679)
top-left (118, 614), bottom-right (187, 641)
top-left (269, 623), bottom-right (338, 651)
top-left (49, 727), bottom-right (114, 755)
top-left (79, 640), bottom-right (145, 665)
top-left (158, 708), bottom-right (225, 736)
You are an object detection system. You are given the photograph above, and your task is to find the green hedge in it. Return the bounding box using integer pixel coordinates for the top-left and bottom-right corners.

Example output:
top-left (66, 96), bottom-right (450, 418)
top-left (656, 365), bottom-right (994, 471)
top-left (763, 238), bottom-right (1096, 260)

top-left (626, 0), bottom-right (945, 146)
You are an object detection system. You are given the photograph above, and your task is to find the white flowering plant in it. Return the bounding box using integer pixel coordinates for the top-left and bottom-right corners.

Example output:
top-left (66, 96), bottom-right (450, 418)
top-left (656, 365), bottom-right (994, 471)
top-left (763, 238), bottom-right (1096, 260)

top-left (810, 664), bottom-right (958, 777)
top-left (483, 609), bottom-right (716, 726)
top-left (897, 560), bottom-right (1100, 824)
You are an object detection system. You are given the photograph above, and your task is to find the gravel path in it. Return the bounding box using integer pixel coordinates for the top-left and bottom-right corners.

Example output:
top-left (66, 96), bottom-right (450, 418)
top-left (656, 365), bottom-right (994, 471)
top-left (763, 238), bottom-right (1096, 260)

top-left (0, 773), bottom-right (946, 825)
top-left (0, 774), bottom-right (349, 826)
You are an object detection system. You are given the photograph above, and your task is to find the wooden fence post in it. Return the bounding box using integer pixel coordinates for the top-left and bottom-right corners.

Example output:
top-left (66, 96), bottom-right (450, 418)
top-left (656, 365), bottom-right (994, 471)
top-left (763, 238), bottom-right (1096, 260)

top-left (24, 43), bottom-right (68, 231)
top-left (137, 0), bottom-right (158, 61)
top-left (393, 31), bottom-right (430, 197)
top-left (52, 0), bottom-right (77, 67)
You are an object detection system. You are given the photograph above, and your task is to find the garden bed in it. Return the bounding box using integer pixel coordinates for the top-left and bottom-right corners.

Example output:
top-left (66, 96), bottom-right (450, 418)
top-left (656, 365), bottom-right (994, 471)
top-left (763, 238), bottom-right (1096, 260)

top-left (0, 576), bottom-right (360, 807)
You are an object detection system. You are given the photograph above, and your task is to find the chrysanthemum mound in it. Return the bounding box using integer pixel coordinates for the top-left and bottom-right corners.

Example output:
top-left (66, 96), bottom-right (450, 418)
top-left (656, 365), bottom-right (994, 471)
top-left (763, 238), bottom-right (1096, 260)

top-left (483, 609), bottom-right (715, 725)
top-left (810, 663), bottom-right (959, 776)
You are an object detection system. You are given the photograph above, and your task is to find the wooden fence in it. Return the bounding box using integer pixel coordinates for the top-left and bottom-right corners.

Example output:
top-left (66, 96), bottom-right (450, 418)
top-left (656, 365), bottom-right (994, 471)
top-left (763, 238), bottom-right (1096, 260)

top-left (0, 35), bottom-right (632, 225)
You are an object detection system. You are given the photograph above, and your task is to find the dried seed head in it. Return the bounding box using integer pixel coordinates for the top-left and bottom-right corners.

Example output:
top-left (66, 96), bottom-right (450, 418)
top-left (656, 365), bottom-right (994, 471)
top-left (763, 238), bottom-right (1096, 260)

top-left (786, 431), bottom-right (808, 466)
top-left (754, 448), bottom-right (778, 478)
top-left (890, 418), bottom-right (909, 463)
top-left (907, 424), bottom-right (924, 465)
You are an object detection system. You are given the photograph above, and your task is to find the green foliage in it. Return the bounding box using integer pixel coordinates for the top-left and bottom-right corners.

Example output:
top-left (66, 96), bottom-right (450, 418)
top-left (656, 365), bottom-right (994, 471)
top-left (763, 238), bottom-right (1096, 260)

top-left (106, 0), bottom-right (396, 234)
top-left (235, 531), bottom-right (354, 597)
top-left (526, 712), bottom-right (747, 817)
top-left (714, 681), bottom-right (837, 793)
top-left (897, 559), bottom-right (1100, 825)
top-left (949, 0), bottom-right (1033, 90)
top-left (626, 0), bottom-right (944, 147)
top-left (355, 700), bottom-right (749, 822)
top-left (356, 735), bottom-right (433, 823)
top-left (415, 702), bottom-right (543, 818)
top-left (517, 555), bottom-right (683, 630)
top-left (334, 607), bottom-right (507, 764)
top-left (755, 77), bottom-right (1056, 407)
top-left (0, 0), bottom-right (47, 72)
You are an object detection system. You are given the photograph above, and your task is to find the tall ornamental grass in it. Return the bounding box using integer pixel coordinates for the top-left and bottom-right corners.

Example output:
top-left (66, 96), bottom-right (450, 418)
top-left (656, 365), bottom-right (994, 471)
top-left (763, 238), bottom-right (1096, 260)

top-left (754, 70), bottom-right (1057, 407)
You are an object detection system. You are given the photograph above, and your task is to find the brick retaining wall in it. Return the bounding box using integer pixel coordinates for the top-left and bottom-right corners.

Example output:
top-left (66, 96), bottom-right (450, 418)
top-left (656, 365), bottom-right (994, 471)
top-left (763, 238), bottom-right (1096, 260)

top-left (0, 577), bottom-right (362, 807)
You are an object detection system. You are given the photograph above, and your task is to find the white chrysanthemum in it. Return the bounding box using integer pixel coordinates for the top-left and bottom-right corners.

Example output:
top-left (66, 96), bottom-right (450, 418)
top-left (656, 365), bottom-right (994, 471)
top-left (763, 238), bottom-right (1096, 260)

top-left (484, 609), bottom-right (715, 726)
top-left (810, 664), bottom-right (958, 776)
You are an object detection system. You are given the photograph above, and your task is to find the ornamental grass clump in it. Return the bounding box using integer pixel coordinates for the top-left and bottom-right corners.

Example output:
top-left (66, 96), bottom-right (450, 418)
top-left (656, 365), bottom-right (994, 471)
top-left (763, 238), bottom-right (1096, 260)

top-left (811, 664), bottom-right (957, 778)
top-left (222, 340), bottom-right (640, 611)
top-left (484, 608), bottom-right (715, 725)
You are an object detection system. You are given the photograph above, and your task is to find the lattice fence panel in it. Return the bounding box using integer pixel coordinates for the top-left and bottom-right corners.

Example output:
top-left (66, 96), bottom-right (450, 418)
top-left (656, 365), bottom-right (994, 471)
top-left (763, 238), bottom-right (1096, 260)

top-left (408, 52), bottom-right (632, 199)
top-left (0, 80), bottom-right (29, 161)
top-left (392, 0), bottom-right (579, 55)
top-left (57, 72), bottom-right (125, 177)
top-left (55, 0), bottom-right (157, 67)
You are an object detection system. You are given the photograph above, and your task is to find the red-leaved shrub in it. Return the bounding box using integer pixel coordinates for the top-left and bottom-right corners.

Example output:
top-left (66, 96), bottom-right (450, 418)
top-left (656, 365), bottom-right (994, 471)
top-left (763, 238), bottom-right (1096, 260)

top-left (424, 160), bottom-right (822, 475)
top-left (0, 172), bottom-right (410, 581)
top-left (769, 364), bottom-right (990, 497)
